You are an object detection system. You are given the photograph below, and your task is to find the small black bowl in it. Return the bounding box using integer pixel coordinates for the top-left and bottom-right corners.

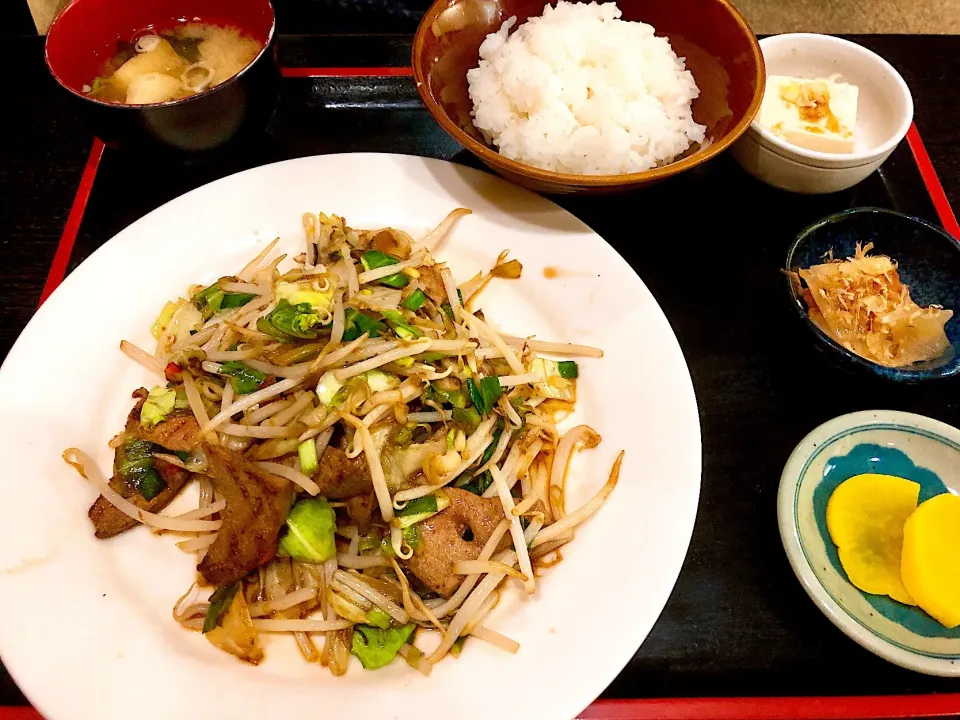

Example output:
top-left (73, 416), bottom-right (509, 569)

top-left (785, 207), bottom-right (960, 382)
top-left (45, 0), bottom-right (279, 153)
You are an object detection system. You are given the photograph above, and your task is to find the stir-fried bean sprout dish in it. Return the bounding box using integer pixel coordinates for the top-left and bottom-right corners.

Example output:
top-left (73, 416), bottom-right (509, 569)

top-left (64, 208), bottom-right (623, 675)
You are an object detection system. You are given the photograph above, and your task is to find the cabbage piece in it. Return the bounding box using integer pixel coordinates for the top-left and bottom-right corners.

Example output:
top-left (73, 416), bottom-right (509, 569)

top-left (275, 281), bottom-right (334, 313)
top-left (316, 371), bottom-right (344, 405)
top-left (532, 358), bottom-right (577, 401)
top-left (316, 370), bottom-right (398, 406)
top-left (379, 437), bottom-right (446, 492)
top-left (364, 370), bottom-right (400, 393)
top-left (350, 623), bottom-right (415, 670)
top-left (277, 498), bottom-right (337, 563)
top-left (151, 301), bottom-right (179, 338)
top-left (204, 584), bottom-right (263, 665)
top-left (140, 386), bottom-right (176, 429)
top-left (330, 593), bottom-right (369, 624)
top-left (365, 607), bottom-right (393, 630)
top-left (164, 300), bottom-right (203, 348)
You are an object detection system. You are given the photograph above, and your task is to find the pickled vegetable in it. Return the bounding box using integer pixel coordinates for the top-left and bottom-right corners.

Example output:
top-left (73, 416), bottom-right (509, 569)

top-left (826, 473), bottom-right (920, 605)
top-left (797, 243), bottom-right (952, 367)
top-left (902, 493), bottom-right (960, 628)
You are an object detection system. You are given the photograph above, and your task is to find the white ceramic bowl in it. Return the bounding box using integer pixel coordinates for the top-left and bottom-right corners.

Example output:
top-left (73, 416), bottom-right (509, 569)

top-left (779, 410), bottom-right (960, 676)
top-left (731, 34), bottom-right (914, 194)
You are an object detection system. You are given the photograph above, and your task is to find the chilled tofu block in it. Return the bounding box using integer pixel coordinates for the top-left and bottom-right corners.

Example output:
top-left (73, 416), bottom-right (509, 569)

top-left (757, 75), bottom-right (859, 154)
top-left (113, 39), bottom-right (187, 91)
top-left (125, 72), bottom-right (186, 104)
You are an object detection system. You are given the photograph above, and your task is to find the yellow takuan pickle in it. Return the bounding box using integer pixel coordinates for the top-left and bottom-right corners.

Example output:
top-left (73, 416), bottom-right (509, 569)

top-left (902, 493), bottom-right (960, 629)
top-left (826, 473), bottom-right (920, 605)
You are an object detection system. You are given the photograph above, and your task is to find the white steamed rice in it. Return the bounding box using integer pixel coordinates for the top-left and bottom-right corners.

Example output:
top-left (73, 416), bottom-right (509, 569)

top-left (466, 1), bottom-right (707, 175)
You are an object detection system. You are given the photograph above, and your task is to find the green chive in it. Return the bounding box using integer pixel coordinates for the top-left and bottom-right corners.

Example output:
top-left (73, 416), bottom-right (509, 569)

top-left (466, 376), bottom-right (502, 415)
top-left (460, 470), bottom-right (493, 496)
top-left (132, 468), bottom-right (166, 501)
top-left (192, 282), bottom-right (238, 320)
top-left (261, 300), bottom-right (327, 340)
top-left (556, 360), bottom-right (579, 379)
top-left (466, 377), bottom-right (484, 412)
top-left (432, 381), bottom-right (467, 409)
top-left (220, 292), bottom-right (256, 309)
top-left (344, 308), bottom-right (387, 341)
top-left (360, 250), bottom-right (399, 271)
top-left (116, 439), bottom-right (154, 477)
top-left (479, 420), bottom-right (504, 465)
top-left (257, 315), bottom-right (294, 342)
top-left (480, 376), bottom-right (502, 413)
top-left (401, 524), bottom-right (420, 549)
top-left (218, 361), bottom-right (266, 395)
top-left (358, 530), bottom-right (383, 553)
top-left (396, 495), bottom-right (438, 518)
top-left (380, 273), bottom-right (410, 289)
top-left (366, 607), bottom-right (393, 630)
top-left (203, 583), bottom-right (239, 634)
top-left (298, 439), bottom-right (319, 475)
top-left (191, 282), bottom-right (220, 308)
top-left (401, 288), bottom-right (428, 311)
top-left (117, 440), bottom-right (167, 500)
top-left (360, 251), bottom-right (409, 288)
top-left (380, 310), bottom-right (422, 340)
top-left (452, 406), bottom-right (481, 428)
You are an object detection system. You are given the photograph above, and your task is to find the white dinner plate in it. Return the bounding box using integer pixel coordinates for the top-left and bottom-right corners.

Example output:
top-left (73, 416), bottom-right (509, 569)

top-left (0, 154), bottom-right (700, 720)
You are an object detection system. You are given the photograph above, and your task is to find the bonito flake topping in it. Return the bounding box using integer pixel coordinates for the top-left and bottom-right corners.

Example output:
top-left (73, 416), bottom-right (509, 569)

top-left (797, 242), bottom-right (953, 367)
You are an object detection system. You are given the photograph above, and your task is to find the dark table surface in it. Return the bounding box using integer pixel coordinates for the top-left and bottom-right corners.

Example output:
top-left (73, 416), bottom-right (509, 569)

top-left (3, 18), bottom-right (960, 713)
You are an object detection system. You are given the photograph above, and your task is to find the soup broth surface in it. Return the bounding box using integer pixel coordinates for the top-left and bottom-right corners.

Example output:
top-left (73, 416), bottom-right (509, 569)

top-left (85, 23), bottom-right (262, 105)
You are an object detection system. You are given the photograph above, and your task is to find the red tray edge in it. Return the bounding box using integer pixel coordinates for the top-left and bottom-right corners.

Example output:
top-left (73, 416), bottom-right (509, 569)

top-left (4, 694), bottom-right (960, 720)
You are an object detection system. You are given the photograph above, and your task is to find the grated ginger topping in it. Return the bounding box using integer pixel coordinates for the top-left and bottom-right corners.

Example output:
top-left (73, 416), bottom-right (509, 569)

top-left (778, 79), bottom-right (842, 131)
top-left (797, 243), bottom-right (953, 367)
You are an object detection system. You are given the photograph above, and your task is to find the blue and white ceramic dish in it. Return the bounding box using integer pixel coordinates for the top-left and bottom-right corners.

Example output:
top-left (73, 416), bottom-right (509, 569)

top-left (785, 207), bottom-right (960, 382)
top-left (779, 410), bottom-right (960, 676)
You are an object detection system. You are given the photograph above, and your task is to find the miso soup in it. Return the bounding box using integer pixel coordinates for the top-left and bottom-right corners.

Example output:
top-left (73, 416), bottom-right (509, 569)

top-left (84, 23), bottom-right (263, 105)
